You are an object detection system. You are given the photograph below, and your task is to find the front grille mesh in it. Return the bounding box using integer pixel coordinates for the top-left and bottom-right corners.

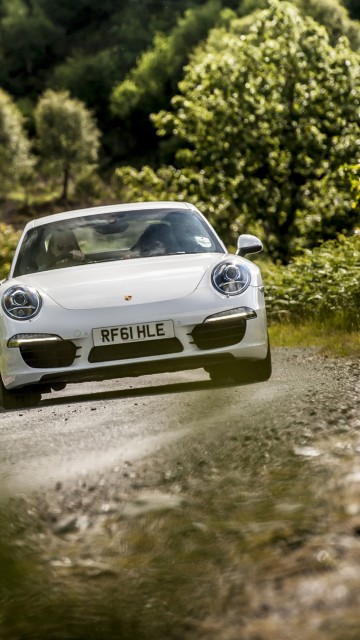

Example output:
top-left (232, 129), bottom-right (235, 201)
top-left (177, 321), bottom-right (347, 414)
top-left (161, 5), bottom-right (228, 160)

top-left (191, 317), bottom-right (246, 350)
top-left (88, 338), bottom-right (183, 363)
top-left (20, 341), bottom-right (79, 369)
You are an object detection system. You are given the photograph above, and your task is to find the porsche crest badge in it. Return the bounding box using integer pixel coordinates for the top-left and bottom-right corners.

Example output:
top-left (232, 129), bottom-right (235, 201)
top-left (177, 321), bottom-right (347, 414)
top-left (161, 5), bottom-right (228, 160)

top-left (124, 296), bottom-right (132, 301)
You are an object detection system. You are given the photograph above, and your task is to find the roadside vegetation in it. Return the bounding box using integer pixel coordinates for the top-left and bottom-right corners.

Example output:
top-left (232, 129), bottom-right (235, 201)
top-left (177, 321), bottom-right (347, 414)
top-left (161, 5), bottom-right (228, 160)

top-left (0, 224), bottom-right (21, 280)
top-left (263, 233), bottom-right (360, 356)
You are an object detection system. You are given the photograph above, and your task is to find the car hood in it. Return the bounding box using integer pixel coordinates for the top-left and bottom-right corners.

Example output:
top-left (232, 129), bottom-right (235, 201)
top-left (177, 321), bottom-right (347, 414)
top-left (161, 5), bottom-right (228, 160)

top-left (19, 253), bottom-right (225, 310)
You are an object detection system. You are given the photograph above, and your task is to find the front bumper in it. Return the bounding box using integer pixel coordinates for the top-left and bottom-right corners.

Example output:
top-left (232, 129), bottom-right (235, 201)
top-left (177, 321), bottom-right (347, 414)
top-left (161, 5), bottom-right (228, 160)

top-left (1, 285), bottom-right (268, 390)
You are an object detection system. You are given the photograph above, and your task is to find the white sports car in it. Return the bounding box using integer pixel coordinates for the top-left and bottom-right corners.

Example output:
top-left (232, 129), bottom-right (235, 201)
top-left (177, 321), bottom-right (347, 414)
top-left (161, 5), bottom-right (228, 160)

top-left (0, 201), bottom-right (270, 410)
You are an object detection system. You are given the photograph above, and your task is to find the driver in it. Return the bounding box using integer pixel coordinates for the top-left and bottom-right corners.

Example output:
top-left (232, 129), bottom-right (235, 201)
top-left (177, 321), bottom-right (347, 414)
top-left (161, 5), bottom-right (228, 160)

top-left (41, 229), bottom-right (85, 270)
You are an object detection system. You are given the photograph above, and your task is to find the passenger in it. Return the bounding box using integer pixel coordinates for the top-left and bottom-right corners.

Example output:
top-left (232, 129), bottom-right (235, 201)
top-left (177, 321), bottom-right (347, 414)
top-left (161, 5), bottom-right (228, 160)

top-left (130, 223), bottom-right (179, 257)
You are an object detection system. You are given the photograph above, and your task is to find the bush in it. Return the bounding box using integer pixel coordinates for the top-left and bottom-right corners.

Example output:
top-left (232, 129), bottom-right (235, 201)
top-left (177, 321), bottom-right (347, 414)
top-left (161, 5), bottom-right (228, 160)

top-left (263, 233), bottom-right (360, 324)
top-left (0, 224), bottom-right (21, 279)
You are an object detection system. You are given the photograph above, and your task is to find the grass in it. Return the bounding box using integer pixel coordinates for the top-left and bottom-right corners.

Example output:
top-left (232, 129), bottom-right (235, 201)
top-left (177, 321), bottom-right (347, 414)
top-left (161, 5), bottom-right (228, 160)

top-left (7, 183), bottom-right (62, 206)
top-left (269, 317), bottom-right (360, 357)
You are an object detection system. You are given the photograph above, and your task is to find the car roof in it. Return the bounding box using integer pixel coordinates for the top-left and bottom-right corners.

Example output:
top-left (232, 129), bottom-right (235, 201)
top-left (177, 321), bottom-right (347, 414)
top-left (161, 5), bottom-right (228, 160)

top-left (29, 201), bottom-right (197, 229)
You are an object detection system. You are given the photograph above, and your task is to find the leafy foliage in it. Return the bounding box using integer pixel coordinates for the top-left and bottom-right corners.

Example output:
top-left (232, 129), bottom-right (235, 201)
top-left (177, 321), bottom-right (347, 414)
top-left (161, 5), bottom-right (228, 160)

top-left (0, 0), bottom-right (213, 122)
top-left (295, 0), bottom-right (360, 49)
top-left (0, 0), bottom-right (64, 97)
top-left (0, 224), bottom-right (21, 279)
top-left (110, 1), bottom-right (223, 119)
top-left (116, 1), bottom-right (360, 262)
top-left (34, 90), bottom-right (101, 200)
top-left (0, 88), bottom-right (33, 196)
top-left (343, 162), bottom-right (360, 206)
top-left (108, 0), bottom-right (215, 72)
top-left (263, 233), bottom-right (360, 323)
top-left (73, 168), bottom-right (106, 203)
top-left (0, 0), bottom-right (358, 166)
top-left (239, 0), bottom-right (360, 49)
top-left (50, 49), bottom-right (120, 122)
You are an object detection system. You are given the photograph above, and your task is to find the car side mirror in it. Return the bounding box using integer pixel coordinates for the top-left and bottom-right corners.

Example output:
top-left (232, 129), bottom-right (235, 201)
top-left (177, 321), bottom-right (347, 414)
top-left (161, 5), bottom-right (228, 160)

top-left (236, 234), bottom-right (263, 257)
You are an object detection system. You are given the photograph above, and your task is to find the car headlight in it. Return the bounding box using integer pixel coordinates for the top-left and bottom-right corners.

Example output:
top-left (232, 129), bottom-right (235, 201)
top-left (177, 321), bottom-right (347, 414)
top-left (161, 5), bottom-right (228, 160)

top-left (211, 261), bottom-right (251, 296)
top-left (2, 285), bottom-right (42, 320)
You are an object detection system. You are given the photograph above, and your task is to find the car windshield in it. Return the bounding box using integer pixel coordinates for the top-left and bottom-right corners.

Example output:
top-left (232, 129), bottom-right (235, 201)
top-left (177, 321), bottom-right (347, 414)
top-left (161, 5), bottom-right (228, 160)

top-left (13, 208), bottom-right (224, 277)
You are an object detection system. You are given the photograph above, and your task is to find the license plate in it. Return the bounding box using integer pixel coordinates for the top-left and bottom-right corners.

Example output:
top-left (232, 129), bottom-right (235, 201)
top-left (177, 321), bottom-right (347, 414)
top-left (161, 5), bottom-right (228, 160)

top-left (93, 320), bottom-right (174, 346)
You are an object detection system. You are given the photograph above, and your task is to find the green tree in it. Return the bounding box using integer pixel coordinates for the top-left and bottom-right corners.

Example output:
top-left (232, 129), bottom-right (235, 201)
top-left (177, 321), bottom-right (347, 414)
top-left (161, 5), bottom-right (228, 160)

top-left (34, 89), bottom-right (100, 201)
top-left (50, 49), bottom-right (119, 120)
top-left (239, 0), bottom-right (360, 49)
top-left (110, 1), bottom-right (223, 119)
top-left (0, 88), bottom-right (33, 196)
top-left (0, 0), bottom-right (63, 96)
top-left (116, 1), bottom-right (360, 262)
top-left (110, 1), bottom-right (228, 164)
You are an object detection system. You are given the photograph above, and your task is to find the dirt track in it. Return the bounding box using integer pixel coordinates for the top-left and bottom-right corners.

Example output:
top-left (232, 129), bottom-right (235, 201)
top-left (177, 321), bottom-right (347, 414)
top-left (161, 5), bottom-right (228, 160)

top-left (2, 348), bottom-right (360, 640)
top-left (0, 347), bottom-right (329, 494)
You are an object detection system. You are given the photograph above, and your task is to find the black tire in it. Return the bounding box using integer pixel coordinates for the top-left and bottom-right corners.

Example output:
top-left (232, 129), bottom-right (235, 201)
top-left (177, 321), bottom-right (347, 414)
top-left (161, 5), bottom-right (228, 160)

top-left (207, 365), bottom-right (231, 384)
top-left (207, 336), bottom-right (272, 385)
top-left (51, 382), bottom-right (66, 392)
top-left (0, 376), bottom-right (41, 411)
top-left (231, 339), bottom-right (271, 384)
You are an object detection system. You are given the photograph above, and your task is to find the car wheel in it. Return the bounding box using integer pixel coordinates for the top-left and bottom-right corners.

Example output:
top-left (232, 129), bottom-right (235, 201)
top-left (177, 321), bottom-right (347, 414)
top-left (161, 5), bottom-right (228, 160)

top-left (51, 382), bottom-right (66, 392)
top-left (0, 376), bottom-right (41, 411)
top-left (207, 364), bottom-right (232, 384)
top-left (207, 336), bottom-right (272, 385)
top-left (231, 336), bottom-right (272, 384)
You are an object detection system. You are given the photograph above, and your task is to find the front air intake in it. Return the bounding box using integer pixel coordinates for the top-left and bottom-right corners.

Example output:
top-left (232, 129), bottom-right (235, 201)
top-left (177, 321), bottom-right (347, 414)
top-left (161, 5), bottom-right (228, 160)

top-left (191, 317), bottom-right (246, 350)
top-left (20, 340), bottom-right (79, 368)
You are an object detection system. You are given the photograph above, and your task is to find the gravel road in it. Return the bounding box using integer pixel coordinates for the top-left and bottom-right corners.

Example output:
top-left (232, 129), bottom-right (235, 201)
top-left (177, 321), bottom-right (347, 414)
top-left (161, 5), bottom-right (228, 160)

top-left (2, 348), bottom-right (360, 640)
top-left (1, 347), bottom-right (330, 495)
